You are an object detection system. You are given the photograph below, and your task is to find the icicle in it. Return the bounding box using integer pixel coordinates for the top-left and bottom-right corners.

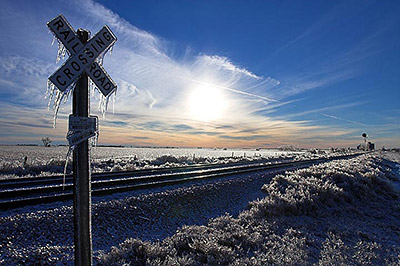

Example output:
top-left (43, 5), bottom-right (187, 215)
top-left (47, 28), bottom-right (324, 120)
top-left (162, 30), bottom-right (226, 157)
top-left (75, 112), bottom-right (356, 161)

top-left (95, 89), bottom-right (117, 118)
top-left (51, 85), bottom-right (74, 128)
top-left (62, 147), bottom-right (74, 190)
top-left (112, 91), bottom-right (116, 114)
top-left (51, 35), bottom-right (56, 46)
top-left (56, 40), bottom-right (67, 63)
top-left (45, 80), bottom-right (52, 99)
top-left (94, 130), bottom-right (99, 147)
top-left (98, 94), bottom-right (112, 118)
top-left (89, 79), bottom-right (95, 96)
top-left (89, 130), bottom-right (99, 148)
top-left (109, 45), bottom-right (113, 56)
top-left (52, 90), bottom-right (63, 128)
top-left (96, 52), bottom-right (105, 66)
top-left (63, 88), bottom-right (73, 104)
top-left (96, 43), bottom-right (114, 66)
top-left (46, 81), bottom-right (56, 111)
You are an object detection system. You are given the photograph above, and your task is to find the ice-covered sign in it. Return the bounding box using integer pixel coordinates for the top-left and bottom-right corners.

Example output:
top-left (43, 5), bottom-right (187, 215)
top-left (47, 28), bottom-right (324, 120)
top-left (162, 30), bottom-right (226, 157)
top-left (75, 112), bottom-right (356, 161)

top-left (69, 115), bottom-right (98, 132)
top-left (47, 14), bottom-right (117, 96)
top-left (67, 129), bottom-right (96, 147)
top-left (67, 115), bottom-right (98, 147)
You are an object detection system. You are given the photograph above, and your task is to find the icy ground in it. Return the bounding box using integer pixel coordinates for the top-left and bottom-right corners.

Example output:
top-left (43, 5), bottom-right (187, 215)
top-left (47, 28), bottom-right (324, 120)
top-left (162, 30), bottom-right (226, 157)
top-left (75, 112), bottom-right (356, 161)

top-left (0, 152), bottom-right (399, 265)
top-left (0, 145), bottom-right (345, 180)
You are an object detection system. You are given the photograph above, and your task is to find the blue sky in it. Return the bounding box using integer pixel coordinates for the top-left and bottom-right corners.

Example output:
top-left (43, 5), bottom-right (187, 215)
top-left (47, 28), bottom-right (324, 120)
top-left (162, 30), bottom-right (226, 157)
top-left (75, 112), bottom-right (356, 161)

top-left (0, 0), bottom-right (399, 148)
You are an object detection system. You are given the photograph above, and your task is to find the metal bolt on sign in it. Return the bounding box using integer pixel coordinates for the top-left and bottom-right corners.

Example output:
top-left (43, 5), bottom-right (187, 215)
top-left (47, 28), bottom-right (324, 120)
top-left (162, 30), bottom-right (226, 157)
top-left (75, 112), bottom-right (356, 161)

top-left (47, 14), bottom-right (117, 266)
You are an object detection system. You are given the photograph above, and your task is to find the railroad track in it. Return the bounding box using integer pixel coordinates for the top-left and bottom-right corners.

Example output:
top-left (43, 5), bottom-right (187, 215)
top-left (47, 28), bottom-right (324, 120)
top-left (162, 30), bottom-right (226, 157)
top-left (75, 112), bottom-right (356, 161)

top-left (0, 154), bottom-right (360, 210)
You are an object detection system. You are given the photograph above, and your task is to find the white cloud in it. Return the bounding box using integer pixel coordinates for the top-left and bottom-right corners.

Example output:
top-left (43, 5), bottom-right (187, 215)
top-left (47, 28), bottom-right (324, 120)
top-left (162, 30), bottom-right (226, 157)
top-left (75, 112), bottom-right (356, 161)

top-left (2, 0), bottom-right (389, 147)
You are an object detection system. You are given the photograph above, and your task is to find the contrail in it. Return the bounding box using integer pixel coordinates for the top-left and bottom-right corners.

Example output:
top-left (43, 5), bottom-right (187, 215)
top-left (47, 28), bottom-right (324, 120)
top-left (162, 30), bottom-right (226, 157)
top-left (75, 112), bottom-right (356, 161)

top-left (321, 113), bottom-right (368, 126)
top-left (191, 79), bottom-right (279, 103)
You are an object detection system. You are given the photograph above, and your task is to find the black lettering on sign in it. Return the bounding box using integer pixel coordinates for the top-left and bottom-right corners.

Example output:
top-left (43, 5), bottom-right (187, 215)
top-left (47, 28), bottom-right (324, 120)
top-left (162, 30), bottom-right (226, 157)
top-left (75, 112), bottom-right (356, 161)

top-left (67, 36), bottom-right (75, 44)
top-left (71, 61), bottom-right (80, 71)
top-left (56, 75), bottom-right (66, 86)
top-left (53, 19), bottom-right (64, 30)
top-left (85, 48), bottom-right (94, 58)
top-left (93, 70), bottom-right (101, 78)
top-left (103, 82), bottom-right (111, 91)
top-left (103, 31), bottom-right (111, 41)
top-left (91, 43), bottom-right (99, 53)
top-left (95, 37), bottom-right (105, 49)
top-left (63, 68), bottom-right (74, 79)
top-left (98, 76), bottom-right (105, 86)
top-left (71, 42), bottom-right (80, 53)
top-left (59, 30), bottom-right (70, 40)
top-left (78, 54), bottom-right (88, 65)
top-left (89, 63), bottom-right (96, 72)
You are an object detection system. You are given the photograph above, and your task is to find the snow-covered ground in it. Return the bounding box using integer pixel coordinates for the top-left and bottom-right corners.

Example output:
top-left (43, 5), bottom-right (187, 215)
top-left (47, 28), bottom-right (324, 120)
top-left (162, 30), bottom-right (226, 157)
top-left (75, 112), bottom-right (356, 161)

top-left (1, 152), bottom-right (399, 265)
top-left (0, 145), bottom-right (354, 180)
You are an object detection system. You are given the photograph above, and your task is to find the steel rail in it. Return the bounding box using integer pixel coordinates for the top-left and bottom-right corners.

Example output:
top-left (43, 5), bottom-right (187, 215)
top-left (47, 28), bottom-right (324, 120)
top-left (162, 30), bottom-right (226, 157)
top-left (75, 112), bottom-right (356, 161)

top-left (0, 158), bottom-right (292, 189)
top-left (0, 154), bottom-right (359, 210)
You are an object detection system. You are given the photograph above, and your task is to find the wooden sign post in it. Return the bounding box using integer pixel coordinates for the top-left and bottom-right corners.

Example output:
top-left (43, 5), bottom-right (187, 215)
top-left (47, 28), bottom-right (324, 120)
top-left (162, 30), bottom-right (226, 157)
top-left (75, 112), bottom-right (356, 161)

top-left (47, 15), bottom-right (117, 266)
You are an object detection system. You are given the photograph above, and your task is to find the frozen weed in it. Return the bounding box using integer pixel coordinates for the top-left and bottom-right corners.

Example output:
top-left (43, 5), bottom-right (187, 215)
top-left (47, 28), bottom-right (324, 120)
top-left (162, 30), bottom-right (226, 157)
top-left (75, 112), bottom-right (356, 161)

top-left (99, 154), bottom-right (400, 265)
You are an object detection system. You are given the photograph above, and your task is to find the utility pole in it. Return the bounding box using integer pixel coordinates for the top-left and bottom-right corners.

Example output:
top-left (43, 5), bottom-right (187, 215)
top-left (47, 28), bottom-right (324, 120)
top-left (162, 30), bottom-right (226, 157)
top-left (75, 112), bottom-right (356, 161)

top-left (73, 29), bottom-right (92, 266)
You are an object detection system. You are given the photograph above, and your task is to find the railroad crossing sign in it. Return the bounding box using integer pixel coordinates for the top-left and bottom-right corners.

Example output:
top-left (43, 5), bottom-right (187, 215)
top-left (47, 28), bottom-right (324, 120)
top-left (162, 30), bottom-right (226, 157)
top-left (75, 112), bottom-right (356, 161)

top-left (47, 14), bottom-right (117, 96)
top-left (46, 14), bottom-right (118, 266)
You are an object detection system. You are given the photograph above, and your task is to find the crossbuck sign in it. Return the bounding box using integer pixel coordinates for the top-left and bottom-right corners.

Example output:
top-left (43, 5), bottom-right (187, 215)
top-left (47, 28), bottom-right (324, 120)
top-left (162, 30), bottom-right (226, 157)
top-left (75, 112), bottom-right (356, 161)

top-left (48, 14), bottom-right (117, 96)
top-left (46, 14), bottom-right (119, 266)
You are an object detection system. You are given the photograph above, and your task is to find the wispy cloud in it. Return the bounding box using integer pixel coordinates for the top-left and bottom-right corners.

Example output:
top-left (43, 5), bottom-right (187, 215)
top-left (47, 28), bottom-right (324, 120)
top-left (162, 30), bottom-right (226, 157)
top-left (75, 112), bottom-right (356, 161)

top-left (0, 0), bottom-right (397, 148)
top-left (193, 55), bottom-right (262, 80)
top-left (321, 113), bottom-right (368, 127)
top-left (190, 79), bottom-right (279, 103)
top-left (282, 101), bottom-right (365, 119)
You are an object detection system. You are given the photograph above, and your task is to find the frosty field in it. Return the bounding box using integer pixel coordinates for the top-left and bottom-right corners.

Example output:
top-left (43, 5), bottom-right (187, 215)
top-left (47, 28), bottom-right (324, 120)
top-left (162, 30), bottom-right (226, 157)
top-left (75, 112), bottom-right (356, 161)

top-left (0, 151), bottom-right (399, 265)
top-left (0, 145), bottom-right (302, 179)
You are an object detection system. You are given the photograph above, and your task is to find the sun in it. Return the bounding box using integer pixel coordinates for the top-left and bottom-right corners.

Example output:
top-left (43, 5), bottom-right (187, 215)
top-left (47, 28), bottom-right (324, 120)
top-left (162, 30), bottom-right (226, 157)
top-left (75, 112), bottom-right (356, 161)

top-left (187, 84), bottom-right (228, 122)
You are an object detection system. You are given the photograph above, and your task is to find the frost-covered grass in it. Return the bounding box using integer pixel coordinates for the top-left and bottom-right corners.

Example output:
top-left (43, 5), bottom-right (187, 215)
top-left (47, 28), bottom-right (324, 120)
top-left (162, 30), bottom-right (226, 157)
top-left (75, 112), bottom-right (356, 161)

top-left (0, 145), bottom-right (356, 179)
top-left (99, 153), bottom-right (400, 265)
top-left (1, 152), bottom-right (398, 265)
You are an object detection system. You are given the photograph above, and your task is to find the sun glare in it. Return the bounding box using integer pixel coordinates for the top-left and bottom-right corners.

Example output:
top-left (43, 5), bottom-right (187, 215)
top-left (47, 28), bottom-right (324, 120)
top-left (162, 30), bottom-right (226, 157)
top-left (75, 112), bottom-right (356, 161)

top-left (187, 84), bottom-right (228, 122)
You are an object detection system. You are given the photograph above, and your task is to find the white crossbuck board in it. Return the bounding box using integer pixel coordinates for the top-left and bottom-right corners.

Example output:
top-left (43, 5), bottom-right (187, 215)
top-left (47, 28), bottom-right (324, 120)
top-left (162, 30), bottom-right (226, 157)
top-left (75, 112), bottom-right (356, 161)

top-left (48, 14), bottom-right (117, 96)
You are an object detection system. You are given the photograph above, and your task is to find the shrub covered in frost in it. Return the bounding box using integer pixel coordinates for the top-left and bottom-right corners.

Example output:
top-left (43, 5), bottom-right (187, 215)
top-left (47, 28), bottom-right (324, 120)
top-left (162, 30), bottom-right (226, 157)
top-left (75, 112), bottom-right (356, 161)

top-left (99, 154), bottom-right (400, 265)
top-left (246, 156), bottom-right (398, 218)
